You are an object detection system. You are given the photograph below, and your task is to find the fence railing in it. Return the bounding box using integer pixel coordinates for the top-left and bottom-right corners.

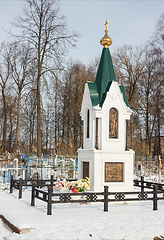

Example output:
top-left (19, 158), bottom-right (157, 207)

top-left (10, 175), bottom-right (77, 198)
top-left (30, 183), bottom-right (164, 215)
top-left (134, 176), bottom-right (164, 210)
top-left (10, 175), bottom-right (164, 215)
top-left (31, 184), bottom-right (106, 215)
top-left (134, 176), bottom-right (164, 191)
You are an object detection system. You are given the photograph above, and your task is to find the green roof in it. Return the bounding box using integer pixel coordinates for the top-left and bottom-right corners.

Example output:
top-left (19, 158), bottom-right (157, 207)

top-left (119, 86), bottom-right (129, 108)
top-left (87, 47), bottom-right (129, 108)
top-left (87, 82), bottom-right (99, 107)
top-left (95, 47), bottom-right (116, 102)
top-left (99, 81), bottom-right (112, 107)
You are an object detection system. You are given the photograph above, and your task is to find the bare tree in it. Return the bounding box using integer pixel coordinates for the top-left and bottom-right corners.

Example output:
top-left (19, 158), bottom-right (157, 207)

top-left (113, 45), bottom-right (145, 150)
top-left (7, 93), bottom-right (17, 152)
top-left (22, 88), bottom-right (37, 153)
top-left (113, 45), bottom-right (145, 106)
top-left (138, 46), bottom-right (163, 156)
top-left (12, 0), bottom-right (78, 157)
top-left (0, 43), bottom-right (12, 154)
top-left (10, 42), bottom-right (34, 152)
top-left (44, 72), bottom-right (60, 154)
top-left (59, 60), bottom-right (96, 155)
top-left (145, 13), bottom-right (164, 156)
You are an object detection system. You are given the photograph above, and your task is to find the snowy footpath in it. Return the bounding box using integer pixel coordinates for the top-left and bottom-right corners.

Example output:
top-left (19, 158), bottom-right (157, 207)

top-left (0, 189), bottom-right (164, 240)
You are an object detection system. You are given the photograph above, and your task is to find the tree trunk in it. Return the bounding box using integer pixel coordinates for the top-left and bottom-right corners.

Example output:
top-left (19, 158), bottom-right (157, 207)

top-left (46, 114), bottom-right (49, 154)
top-left (146, 93), bottom-right (149, 156)
top-left (8, 108), bottom-right (13, 152)
top-left (49, 80), bottom-right (56, 153)
top-left (49, 102), bottom-right (53, 153)
top-left (13, 89), bottom-right (21, 152)
top-left (0, 87), bottom-right (7, 154)
top-left (29, 111), bottom-right (35, 153)
top-left (37, 10), bottom-right (42, 158)
top-left (54, 93), bottom-right (57, 151)
top-left (29, 119), bottom-right (32, 153)
top-left (37, 74), bottom-right (42, 158)
top-left (157, 96), bottom-right (161, 155)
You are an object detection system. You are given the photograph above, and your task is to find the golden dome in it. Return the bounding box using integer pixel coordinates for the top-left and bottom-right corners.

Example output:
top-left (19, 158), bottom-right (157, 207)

top-left (100, 20), bottom-right (112, 48)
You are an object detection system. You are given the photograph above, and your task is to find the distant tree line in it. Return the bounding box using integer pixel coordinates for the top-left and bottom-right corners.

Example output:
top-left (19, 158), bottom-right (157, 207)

top-left (0, 0), bottom-right (164, 157)
top-left (113, 14), bottom-right (164, 157)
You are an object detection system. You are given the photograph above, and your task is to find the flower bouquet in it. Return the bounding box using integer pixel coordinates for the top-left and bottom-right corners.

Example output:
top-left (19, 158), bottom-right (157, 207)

top-left (61, 179), bottom-right (71, 192)
top-left (53, 179), bottom-right (71, 192)
top-left (53, 179), bottom-right (63, 191)
top-left (71, 177), bottom-right (90, 193)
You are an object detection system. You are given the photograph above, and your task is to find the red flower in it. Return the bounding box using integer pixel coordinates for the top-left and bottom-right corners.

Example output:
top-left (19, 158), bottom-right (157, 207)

top-left (71, 186), bottom-right (78, 193)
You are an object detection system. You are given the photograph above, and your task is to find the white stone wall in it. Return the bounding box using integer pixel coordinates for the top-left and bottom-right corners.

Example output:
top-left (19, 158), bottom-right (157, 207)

top-left (79, 81), bottom-right (134, 192)
top-left (78, 148), bottom-right (134, 192)
top-left (81, 82), bottom-right (132, 151)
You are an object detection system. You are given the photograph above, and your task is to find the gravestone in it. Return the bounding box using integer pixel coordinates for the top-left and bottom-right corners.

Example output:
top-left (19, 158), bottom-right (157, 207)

top-left (136, 162), bottom-right (142, 177)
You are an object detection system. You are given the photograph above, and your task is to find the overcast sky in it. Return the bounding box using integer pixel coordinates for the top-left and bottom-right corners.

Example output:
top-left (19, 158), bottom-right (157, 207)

top-left (0, 0), bottom-right (164, 64)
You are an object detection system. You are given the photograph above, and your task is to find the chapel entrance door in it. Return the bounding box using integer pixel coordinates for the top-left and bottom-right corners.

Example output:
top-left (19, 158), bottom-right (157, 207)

top-left (83, 162), bottom-right (89, 179)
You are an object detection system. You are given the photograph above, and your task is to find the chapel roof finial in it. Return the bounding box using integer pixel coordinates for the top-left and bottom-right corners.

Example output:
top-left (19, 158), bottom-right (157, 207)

top-left (100, 20), bottom-right (112, 48)
top-left (105, 20), bottom-right (109, 34)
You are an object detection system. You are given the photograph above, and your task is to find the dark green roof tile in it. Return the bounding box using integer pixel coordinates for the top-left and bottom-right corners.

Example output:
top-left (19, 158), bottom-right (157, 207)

top-left (95, 47), bottom-right (116, 102)
top-left (87, 47), bottom-right (130, 108)
top-left (87, 82), bottom-right (99, 107)
top-left (99, 81), bottom-right (112, 107)
top-left (119, 86), bottom-right (129, 107)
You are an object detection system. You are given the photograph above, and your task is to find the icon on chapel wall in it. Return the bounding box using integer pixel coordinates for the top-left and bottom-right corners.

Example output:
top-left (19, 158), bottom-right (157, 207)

top-left (109, 108), bottom-right (118, 138)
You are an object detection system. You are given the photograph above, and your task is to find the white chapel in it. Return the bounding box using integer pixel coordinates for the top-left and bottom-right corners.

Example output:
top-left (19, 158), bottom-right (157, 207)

top-left (78, 21), bottom-right (135, 192)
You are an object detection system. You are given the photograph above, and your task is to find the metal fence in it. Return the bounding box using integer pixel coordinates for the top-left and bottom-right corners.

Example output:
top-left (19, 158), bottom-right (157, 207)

top-left (9, 175), bottom-right (164, 215)
top-left (30, 180), bottom-right (164, 215)
top-left (10, 175), bottom-right (77, 199)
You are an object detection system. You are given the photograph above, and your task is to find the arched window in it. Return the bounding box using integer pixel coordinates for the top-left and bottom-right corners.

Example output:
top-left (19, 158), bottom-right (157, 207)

top-left (109, 108), bottom-right (118, 138)
top-left (86, 109), bottom-right (90, 138)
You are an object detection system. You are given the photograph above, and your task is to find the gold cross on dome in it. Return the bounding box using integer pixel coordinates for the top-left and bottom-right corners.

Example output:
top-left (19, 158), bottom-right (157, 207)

top-left (104, 20), bottom-right (109, 33)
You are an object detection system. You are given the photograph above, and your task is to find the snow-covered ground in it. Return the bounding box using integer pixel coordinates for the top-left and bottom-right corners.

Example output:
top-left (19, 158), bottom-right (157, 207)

top-left (0, 219), bottom-right (11, 239)
top-left (0, 188), bottom-right (164, 240)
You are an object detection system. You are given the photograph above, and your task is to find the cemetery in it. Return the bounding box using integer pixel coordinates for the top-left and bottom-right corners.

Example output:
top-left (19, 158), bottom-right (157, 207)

top-left (1, 21), bottom-right (164, 194)
top-left (1, 21), bottom-right (164, 202)
top-left (1, 21), bottom-right (164, 240)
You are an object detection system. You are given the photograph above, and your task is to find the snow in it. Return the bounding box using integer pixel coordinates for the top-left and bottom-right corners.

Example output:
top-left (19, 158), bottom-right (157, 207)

top-left (0, 188), bottom-right (164, 240)
top-left (0, 219), bottom-right (10, 239)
